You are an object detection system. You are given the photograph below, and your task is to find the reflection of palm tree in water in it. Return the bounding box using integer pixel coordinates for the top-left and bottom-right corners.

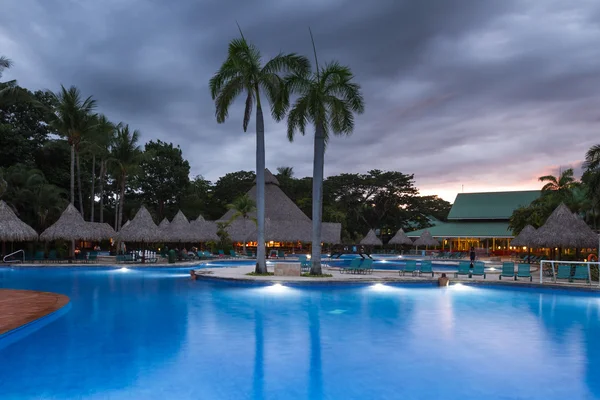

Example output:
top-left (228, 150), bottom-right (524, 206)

top-left (308, 305), bottom-right (323, 398)
top-left (253, 310), bottom-right (264, 399)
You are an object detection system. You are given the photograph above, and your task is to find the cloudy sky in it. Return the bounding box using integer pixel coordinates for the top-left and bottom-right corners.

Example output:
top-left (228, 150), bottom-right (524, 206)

top-left (2, 0), bottom-right (599, 201)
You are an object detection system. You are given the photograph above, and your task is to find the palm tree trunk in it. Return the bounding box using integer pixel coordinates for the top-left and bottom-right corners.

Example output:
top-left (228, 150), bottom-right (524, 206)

top-left (118, 175), bottom-right (126, 231)
top-left (310, 123), bottom-right (325, 275)
top-left (76, 151), bottom-right (84, 217)
top-left (99, 159), bottom-right (106, 223)
top-left (114, 192), bottom-right (119, 230)
top-left (254, 101), bottom-right (267, 273)
top-left (90, 154), bottom-right (96, 222)
top-left (243, 217), bottom-right (247, 254)
top-left (70, 144), bottom-right (75, 205)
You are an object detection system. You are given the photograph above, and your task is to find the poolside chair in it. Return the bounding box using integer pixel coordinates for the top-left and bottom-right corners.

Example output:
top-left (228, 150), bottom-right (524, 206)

top-left (361, 259), bottom-right (374, 274)
top-left (218, 250), bottom-right (225, 257)
top-left (418, 260), bottom-right (434, 277)
top-left (246, 250), bottom-right (254, 258)
top-left (229, 250), bottom-right (240, 258)
top-left (401, 260), bottom-right (418, 276)
top-left (516, 263), bottom-right (532, 282)
top-left (572, 265), bottom-right (590, 284)
top-left (555, 264), bottom-right (572, 282)
top-left (298, 255), bottom-right (311, 273)
top-left (48, 250), bottom-right (58, 264)
top-left (277, 250), bottom-right (285, 259)
top-left (455, 261), bottom-right (471, 278)
top-left (499, 262), bottom-right (515, 280)
top-left (88, 251), bottom-right (98, 263)
top-left (344, 258), bottom-right (363, 274)
top-left (33, 251), bottom-right (45, 263)
top-left (471, 261), bottom-right (486, 279)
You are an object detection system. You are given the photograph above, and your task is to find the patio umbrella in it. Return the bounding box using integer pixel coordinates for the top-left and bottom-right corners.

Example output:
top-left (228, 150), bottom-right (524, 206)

top-left (360, 229), bottom-right (383, 246)
top-left (413, 230), bottom-right (439, 248)
top-left (388, 228), bottom-right (413, 245)
top-left (510, 224), bottom-right (537, 263)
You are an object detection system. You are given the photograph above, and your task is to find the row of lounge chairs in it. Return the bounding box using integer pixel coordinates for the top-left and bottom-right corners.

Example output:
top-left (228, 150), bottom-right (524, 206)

top-left (400, 260), bottom-right (434, 277)
top-left (499, 262), bottom-right (532, 281)
top-left (513, 255), bottom-right (547, 263)
top-left (434, 252), bottom-right (467, 259)
top-left (339, 258), bottom-right (374, 274)
top-left (19, 250), bottom-right (99, 263)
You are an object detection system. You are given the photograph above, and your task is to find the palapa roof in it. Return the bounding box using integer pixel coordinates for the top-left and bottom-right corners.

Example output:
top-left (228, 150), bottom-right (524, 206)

top-left (360, 229), bottom-right (383, 246)
top-left (162, 210), bottom-right (196, 242)
top-left (40, 203), bottom-right (100, 241)
top-left (388, 228), bottom-right (413, 245)
top-left (0, 200), bottom-right (38, 241)
top-left (510, 225), bottom-right (537, 247)
top-left (88, 222), bottom-right (116, 240)
top-left (217, 168), bottom-right (341, 243)
top-left (413, 230), bottom-right (439, 247)
top-left (322, 222), bottom-right (342, 244)
top-left (158, 218), bottom-right (170, 230)
top-left (116, 206), bottom-right (161, 242)
top-left (532, 203), bottom-right (597, 248)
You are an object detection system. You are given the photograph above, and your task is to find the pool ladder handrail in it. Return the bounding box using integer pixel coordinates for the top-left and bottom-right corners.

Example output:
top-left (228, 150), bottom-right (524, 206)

top-left (3, 249), bottom-right (24, 263)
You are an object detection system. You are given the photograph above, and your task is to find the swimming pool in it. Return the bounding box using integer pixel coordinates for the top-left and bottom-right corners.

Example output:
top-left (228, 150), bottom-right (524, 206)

top-left (1, 266), bottom-right (599, 399)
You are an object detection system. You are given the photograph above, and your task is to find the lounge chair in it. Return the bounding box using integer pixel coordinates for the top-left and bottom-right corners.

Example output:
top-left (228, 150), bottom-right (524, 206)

top-left (455, 261), bottom-right (471, 278)
top-left (344, 258), bottom-right (363, 274)
top-left (401, 260), bottom-right (417, 276)
top-left (48, 250), bottom-right (58, 264)
top-left (246, 250), bottom-right (254, 257)
top-left (277, 250), bottom-right (285, 259)
top-left (88, 251), bottom-right (98, 263)
top-left (499, 262), bottom-right (515, 280)
top-left (418, 260), bottom-right (434, 277)
top-left (298, 255), bottom-right (311, 273)
top-left (362, 259), bottom-right (374, 274)
top-left (516, 263), bottom-right (532, 282)
top-left (229, 250), bottom-right (240, 258)
top-left (218, 250), bottom-right (225, 257)
top-left (572, 265), bottom-right (590, 284)
top-left (33, 251), bottom-right (45, 263)
top-left (471, 261), bottom-right (486, 279)
top-left (555, 264), bottom-right (571, 281)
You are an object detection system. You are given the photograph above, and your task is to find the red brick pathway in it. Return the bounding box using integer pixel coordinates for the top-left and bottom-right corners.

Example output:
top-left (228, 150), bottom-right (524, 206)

top-left (0, 289), bottom-right (69, 335)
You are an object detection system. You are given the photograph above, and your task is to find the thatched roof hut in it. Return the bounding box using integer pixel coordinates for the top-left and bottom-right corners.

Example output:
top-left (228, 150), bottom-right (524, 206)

top-left (217, 168), bottom-right (337, 243)
top-left (532, 203), bottom-right (597, 248)
top-left (511, 225), bottom-right (537, 247)
top-left (322, 223), bottom-right (342, 244)
top-left (158, 218), bottom-right (170, 230)
top-left (413, 230), bottom-right (439, 247)
top-left (40, 204), bottom-right (101, 241)
top-left (189, 215), bottom-right (218, 242)
top-left (116, 206), bottom-right (161, 242)
top-left (88, 222), bottom-right (116, 240)
top-left (360, 229), bottom-right (383, 246)
top-left (388, 228), bottom-right (413, 245)
top-left (162, 210), bottom-right (196, 242)
top-left (0, 200), bottom-right (38, 241)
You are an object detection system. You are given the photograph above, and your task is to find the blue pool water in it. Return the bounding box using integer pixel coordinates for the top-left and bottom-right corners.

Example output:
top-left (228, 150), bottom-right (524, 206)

top-left (1, 266), bottom-right (600, 399)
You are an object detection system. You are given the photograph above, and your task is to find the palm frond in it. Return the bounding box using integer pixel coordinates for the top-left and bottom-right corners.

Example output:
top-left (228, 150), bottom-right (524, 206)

top-left (243, 90), bottom-right (254, 132)
top-left (262, 53), bottom-right (310, 76)
top-left (287, 96), bottom-right (310, 141)
top-left (584, 144), bottom-right (600, 170)
top-left (214, 76), bottom-right (244, 123)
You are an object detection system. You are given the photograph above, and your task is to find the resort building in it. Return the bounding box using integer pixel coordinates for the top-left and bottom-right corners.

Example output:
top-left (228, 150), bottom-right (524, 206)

top-left (406, 190), bottom-right (541, 255)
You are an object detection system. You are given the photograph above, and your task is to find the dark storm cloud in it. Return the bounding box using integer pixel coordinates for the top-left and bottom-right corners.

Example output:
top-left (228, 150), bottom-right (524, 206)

top-left (2, 0), bottom-right (600, 200)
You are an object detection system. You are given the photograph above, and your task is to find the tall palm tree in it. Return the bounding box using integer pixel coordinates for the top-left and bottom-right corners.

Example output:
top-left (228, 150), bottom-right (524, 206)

top-left (539, 168), bottom-right (575, 193)
top-left (50, 85), bottom-right (96, 215)
top-left (276, 166), bottom-right (294, 179)
top-left (284, 34), bottom-right (364, 275)
top-left (0, 56), bottom-right (29, 108)
top-left (227, 193), bottom-right (257, 254)
top-left (83, 114), bottom-right (115, 222)
top-left (110, 124), bottom-right (141, 230)
top-left (208, 29), bottom-right (309, 273)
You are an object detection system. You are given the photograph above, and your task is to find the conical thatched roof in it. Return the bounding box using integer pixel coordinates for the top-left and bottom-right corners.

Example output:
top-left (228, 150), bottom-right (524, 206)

top-left (413, 230), bottom-right (439, 247)
top-left (40, 204), bottom-right (100, 241)
top-left (532, 203), bottom-right (597, 248)
top-left (360, 229), bottom-right (383, 246)
top-left (0, 200), bottom-right (38, 241)
top-left (158, 218), bottom-right (170, 230)
top-left (322, 222), bottom-right (342, 244)
top-left (511, 225), bottom-right (537, 247)
top-left (190, 216), bottom-right (219, 242)
top-left (162, 210), bottom-right (196, 242)
top-left (388, 228), bottom-right (413, 245)
top-left (195, 215), bottom-right (205, 222)
top-left (88, 222), bottom-right (116, 240)
top-left (116, 206), bottom-right (161, 242)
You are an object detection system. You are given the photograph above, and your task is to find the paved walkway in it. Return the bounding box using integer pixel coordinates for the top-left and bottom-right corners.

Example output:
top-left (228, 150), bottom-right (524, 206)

top-left (0, 290), bottom-right (70, 335)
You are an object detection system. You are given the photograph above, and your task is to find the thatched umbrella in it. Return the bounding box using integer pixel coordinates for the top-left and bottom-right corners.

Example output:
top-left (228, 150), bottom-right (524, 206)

top-left (116, 206), bottom-right (161, 243)
top-left (511, 224), bottom-right (537, 263)
top-left (0, 200), bottom-right (38, 256)
top-left (163, 210), bottom-right (196, 243)
top-left (532, 203), bottom-right (597, 250)
top-left (388, 228), bottom-right (413, 245)
top-left (322, 222), bottom-right (342, 244)
top-left (413, 230), bottom-right (439, 248)
top-left (360, 229), bottom-right (383, 246)
top-left (158, 217), bottom-right (170, 230)
top-left (40, 204), bottom-right (101, 242)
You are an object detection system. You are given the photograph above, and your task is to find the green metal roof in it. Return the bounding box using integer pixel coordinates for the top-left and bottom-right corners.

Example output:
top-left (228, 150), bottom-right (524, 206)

top-left (406, 221), bottom-right (513, 238)
top-left (447, 190), bottom-right (541, 220)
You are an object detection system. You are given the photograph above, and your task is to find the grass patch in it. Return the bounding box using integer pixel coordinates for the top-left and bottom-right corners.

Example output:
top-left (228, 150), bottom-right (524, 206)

top-left (246, 272), bottom-right (275, 276)
top-left (301, 273), bottom-right (333, 278)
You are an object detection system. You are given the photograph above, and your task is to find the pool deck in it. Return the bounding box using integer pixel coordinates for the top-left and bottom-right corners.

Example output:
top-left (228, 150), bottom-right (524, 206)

top-left (194, 265), bottom-right (600, 291)
top-left (0, 290), bottom-right (70, 336)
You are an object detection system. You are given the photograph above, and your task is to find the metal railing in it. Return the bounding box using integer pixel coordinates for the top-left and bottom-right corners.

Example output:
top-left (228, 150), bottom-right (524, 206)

top-left (540, 260), bottom-right (599, 287)
top-left (3, 249), bottom-right (24, 263)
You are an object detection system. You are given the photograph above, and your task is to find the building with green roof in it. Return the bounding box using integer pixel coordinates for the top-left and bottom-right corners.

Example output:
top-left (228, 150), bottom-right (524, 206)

top-left (406, 190), bottom-right (540, 254)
